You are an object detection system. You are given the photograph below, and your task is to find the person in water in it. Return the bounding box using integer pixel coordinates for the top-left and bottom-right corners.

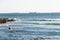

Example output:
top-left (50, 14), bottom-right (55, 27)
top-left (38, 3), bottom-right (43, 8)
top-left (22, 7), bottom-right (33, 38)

top-left (9, 27), bottom-right (11, 30)
top-left (9, 27), bottom-right (13, 32)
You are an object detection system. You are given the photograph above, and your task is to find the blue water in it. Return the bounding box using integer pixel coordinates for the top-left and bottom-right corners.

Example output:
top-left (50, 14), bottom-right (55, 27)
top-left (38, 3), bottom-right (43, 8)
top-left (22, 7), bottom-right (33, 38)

top-left (0, 13), bottom-right (60, 40)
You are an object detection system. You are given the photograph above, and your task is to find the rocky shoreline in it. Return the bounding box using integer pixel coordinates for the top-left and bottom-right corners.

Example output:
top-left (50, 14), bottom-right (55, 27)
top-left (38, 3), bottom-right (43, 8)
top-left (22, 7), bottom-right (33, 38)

top-left (0, 18), bottom-right (15, 24)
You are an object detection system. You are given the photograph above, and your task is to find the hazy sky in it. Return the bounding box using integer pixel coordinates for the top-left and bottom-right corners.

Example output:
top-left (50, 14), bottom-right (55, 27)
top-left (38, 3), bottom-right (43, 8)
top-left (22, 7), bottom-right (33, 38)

top-left (0, 0), bottom-right (60, 13)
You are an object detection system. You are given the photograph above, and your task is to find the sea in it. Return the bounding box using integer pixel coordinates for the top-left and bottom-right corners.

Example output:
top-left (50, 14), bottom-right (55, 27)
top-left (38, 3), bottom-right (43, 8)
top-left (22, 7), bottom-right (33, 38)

top-left (0, 13), bottom-right (60, 40)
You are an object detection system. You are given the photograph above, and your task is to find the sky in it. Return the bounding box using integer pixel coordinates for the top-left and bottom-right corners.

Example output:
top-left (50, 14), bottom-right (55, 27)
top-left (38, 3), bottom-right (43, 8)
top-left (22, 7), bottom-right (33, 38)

top-left (0, 0), bottom-right (60, 13)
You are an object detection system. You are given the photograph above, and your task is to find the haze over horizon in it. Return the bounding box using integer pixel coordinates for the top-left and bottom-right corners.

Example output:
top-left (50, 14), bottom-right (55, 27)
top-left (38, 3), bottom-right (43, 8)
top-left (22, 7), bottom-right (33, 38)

top-left (0, 0), bottom-right (60, 13)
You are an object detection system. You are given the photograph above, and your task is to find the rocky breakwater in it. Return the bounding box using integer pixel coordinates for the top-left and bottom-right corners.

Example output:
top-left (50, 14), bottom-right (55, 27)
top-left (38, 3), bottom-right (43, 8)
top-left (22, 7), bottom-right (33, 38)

top-left (0, 18), bottom-right (15, 24)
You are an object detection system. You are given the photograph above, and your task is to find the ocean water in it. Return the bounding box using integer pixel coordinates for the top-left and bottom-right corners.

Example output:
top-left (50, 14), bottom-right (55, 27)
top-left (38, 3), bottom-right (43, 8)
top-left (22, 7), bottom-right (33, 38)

top-left (0, 13), bottom-right (60, 40)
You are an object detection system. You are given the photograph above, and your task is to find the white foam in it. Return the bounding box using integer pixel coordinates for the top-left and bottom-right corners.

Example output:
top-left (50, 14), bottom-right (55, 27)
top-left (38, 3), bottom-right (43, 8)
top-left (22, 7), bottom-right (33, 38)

top-left (43, 18), bottom-right (60, 21)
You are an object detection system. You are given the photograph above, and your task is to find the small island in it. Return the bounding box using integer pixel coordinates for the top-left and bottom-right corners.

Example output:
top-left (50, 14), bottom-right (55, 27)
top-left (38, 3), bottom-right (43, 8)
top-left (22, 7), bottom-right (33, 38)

top-left (0, 18), bottom-right (15, 24)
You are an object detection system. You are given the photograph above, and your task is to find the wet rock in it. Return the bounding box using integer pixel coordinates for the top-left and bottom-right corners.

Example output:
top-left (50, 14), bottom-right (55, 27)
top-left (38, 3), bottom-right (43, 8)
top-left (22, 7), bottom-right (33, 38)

top-left (0, 18), bottom-right (15, 24)
top-left (7, 19), bottom-right (15, 22)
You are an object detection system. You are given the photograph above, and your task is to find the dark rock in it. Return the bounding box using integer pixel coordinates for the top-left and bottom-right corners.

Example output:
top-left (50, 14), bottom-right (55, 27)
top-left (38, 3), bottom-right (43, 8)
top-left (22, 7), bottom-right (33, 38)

top-left (8, 19), bottom-right (15, 22)
top-left (0, 18), bottom-right (15, 24)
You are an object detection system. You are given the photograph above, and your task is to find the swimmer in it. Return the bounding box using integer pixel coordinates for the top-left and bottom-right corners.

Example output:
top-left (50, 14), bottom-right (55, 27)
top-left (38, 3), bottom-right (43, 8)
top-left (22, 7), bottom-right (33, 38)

top-left (9, 27), bottom-right (13, 32)
top-left (9, 27), bottom-right (11, 30)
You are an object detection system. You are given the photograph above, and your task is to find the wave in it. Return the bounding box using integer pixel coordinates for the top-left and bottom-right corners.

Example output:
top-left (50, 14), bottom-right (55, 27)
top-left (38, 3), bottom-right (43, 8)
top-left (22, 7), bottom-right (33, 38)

top-left (29, 19), bottom-right (60, 21)
top-left (13, 18), bottom-right (60, 21)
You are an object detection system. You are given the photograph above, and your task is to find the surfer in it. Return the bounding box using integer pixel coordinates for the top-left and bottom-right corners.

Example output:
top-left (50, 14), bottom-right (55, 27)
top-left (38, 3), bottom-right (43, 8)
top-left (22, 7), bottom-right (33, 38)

top-left (9, 27), bottom-right (11, 30)
top-left (9, 27), bottom-right (13, 32)
top-left (8, 27), bottom-right (15, 32)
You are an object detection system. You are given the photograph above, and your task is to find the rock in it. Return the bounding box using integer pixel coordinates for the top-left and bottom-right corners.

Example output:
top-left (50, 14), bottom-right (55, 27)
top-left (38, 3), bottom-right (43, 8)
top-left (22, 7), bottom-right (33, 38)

top-left (7, 19), bottom-right (15, 22)
top-left (0, 18), bottom-right (15, 24)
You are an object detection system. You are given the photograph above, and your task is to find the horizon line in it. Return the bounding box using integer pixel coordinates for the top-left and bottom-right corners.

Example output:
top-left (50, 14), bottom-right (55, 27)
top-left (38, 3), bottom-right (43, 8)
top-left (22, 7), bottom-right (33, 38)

top-left (0, 12), bottom-right (60, 13)
top-left (0, 12), bottom-right (60, 14)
